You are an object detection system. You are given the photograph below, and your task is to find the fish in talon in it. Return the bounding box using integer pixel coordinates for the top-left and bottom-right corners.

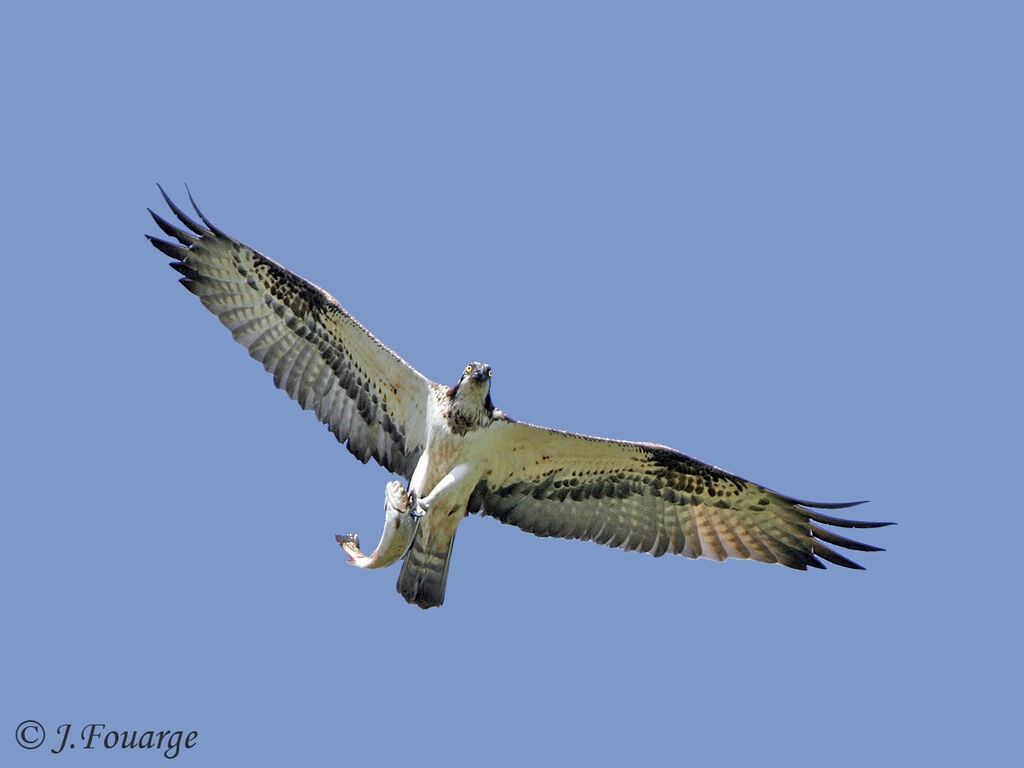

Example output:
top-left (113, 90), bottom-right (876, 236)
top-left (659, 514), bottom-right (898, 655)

top-left (337, 481), bottom-right (419, 569)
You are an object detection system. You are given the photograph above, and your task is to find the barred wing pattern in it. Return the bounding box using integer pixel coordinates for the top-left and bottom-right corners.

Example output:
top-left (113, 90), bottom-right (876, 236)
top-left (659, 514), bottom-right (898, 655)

top-left (480, 420), bottom-right (889, 569)
top-left (147, 188), bottom-right (438, 479)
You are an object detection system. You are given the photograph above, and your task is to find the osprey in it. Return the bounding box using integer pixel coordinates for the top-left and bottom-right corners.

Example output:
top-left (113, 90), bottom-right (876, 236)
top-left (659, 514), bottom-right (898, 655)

top-left (147, 188), bottom-right (891, 608)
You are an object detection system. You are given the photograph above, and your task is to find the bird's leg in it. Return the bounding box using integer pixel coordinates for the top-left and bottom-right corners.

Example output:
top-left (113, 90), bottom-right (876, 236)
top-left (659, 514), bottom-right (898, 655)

top-left (409, 489), bottom-right (426, 518)
top-left (336, 481), bottom-right (419, 569)
top-left (415, 463), bottom-right (473, 518)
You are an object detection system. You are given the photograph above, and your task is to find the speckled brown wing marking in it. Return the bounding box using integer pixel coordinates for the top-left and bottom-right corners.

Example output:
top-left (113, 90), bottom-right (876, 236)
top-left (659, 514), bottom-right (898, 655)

top-left (147, 187), bottom-right (440, 479)
top-left (479, 420), bottom-right (891, 569)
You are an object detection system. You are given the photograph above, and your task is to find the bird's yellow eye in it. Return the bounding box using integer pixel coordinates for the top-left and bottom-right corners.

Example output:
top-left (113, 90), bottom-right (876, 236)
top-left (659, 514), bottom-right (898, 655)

top-left (487, 369), bottom-right (492, 377)
top-left (465, 365), bottom-right (473, 375)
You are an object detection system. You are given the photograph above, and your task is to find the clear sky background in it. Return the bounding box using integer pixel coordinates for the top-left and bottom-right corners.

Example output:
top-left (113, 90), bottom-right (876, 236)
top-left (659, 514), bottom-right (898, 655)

top-left (3, 2), bottom-right (1020, 766)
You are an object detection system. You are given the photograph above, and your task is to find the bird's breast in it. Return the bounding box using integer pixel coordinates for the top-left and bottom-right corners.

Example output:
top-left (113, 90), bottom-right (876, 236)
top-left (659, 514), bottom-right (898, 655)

top-left (411, 424), bottom-right (479, 497)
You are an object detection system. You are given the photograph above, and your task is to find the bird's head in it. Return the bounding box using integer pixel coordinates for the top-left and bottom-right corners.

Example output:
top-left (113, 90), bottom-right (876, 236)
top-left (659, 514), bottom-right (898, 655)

top-left (450, 361), bottom-right (494, 414)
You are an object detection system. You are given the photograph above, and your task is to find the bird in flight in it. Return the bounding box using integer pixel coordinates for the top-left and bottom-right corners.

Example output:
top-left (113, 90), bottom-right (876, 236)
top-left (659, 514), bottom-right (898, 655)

top-left (147, 187), bottom-right (891, 608)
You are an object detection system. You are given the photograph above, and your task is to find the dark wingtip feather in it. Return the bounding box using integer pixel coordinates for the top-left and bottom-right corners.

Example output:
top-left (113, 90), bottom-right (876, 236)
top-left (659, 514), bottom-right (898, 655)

top-left (156, 183), bottom-right (209, 236)
top-left (810, 523), bottom-right (886, 553)
top-left (185, 183), bottom-right (223, 235)
top-left (169, 261), bottom-right (200, 280)
top-left (774, 541), bottom-right (826, 571)
top-left (148, 209), bottom-right (198, 245)
top-left (804, 507), bottom-right (895, 530)
top-left (146, 234), bottom-right (187, 260)
top-left (178, 278), bottom-right (200, 295)
top-left (812, 544), bottom-right (867, 570)
top-left (774, 492), bottom-right (894, 530)
top-left (786, 496), bottom-right (869, 510)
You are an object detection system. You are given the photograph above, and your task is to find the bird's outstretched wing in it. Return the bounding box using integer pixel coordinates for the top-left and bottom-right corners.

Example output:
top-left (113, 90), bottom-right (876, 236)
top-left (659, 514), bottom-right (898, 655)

top-left (479, 420), bottom-right (891, 569)
top-left (146, 186), bottom-right (440, 479)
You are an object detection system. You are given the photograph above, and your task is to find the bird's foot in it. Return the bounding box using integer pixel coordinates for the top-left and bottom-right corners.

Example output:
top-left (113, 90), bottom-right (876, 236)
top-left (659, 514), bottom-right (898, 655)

top-left (410, 491), bottom-right (429, 519)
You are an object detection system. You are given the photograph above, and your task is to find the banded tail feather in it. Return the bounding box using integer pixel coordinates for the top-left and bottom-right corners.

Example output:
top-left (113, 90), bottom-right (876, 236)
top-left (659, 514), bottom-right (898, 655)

top-left (397, 529), bottom-right (458, 609)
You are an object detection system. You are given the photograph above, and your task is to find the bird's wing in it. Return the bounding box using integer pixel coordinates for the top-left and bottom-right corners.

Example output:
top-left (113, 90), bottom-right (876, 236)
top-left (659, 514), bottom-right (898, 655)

top-left (147, 187), bottom-right (440, 479)
top-left (479, 420), bottom-right (891, 569)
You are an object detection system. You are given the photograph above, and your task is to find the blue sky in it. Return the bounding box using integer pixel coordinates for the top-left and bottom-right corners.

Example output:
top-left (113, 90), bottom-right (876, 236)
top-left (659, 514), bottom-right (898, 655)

top-left (3, 2), bottom-right (1020, 765)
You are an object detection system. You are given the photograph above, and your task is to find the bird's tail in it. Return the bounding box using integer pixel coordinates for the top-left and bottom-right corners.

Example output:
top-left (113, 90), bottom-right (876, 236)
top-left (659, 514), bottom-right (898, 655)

top-left (396, 526), bottom-right (457, 609)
